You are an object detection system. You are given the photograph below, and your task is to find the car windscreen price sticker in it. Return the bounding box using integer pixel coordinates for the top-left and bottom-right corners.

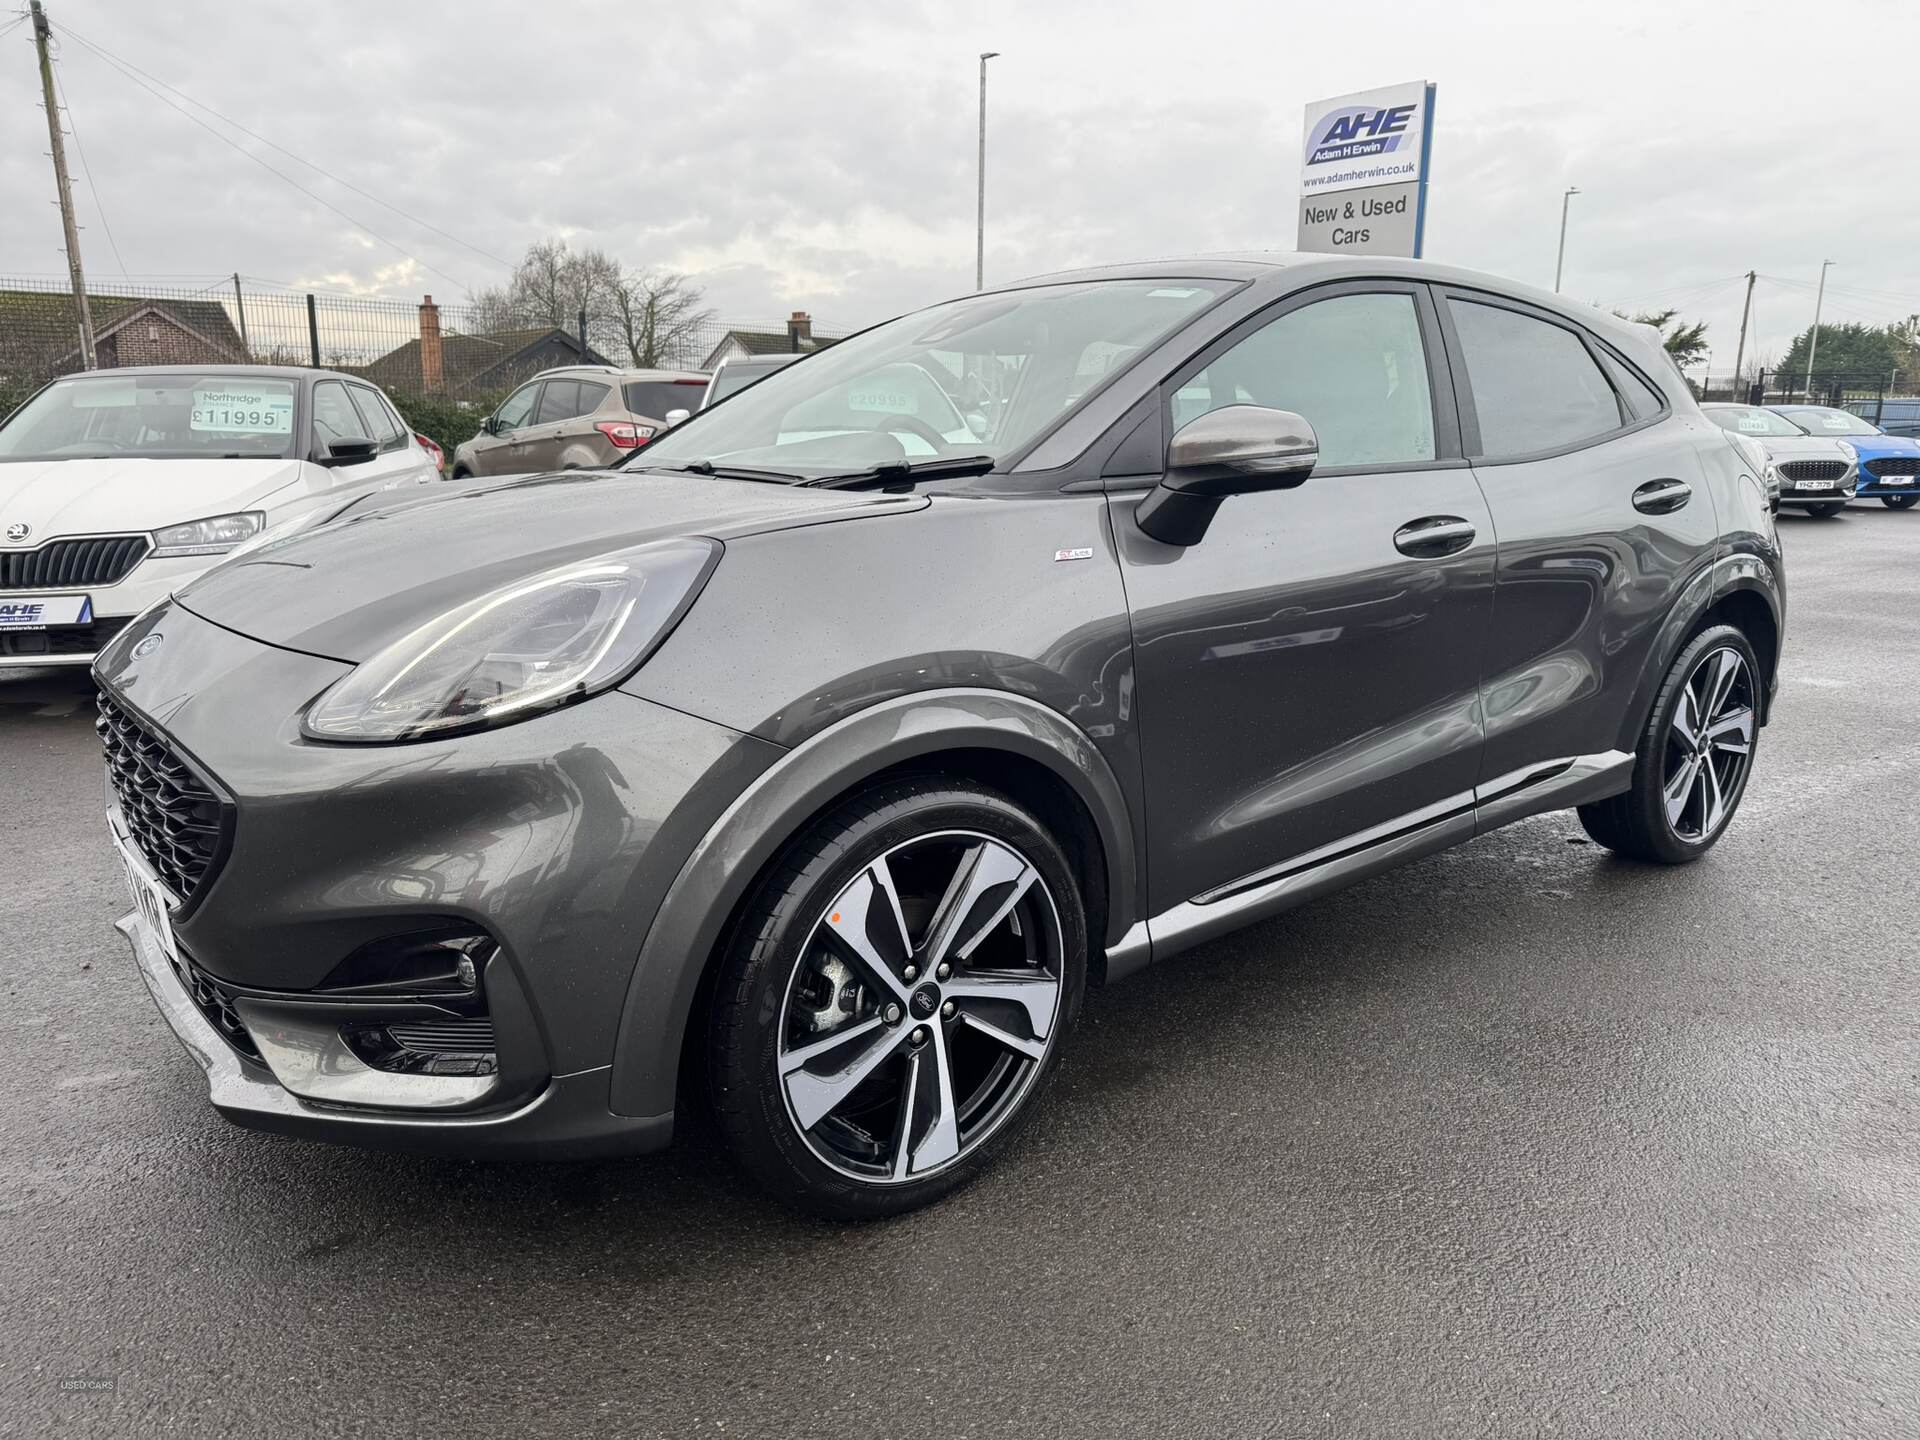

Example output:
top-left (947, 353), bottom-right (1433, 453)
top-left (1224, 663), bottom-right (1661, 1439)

top-left (190, 384), bottom-right (294, 435)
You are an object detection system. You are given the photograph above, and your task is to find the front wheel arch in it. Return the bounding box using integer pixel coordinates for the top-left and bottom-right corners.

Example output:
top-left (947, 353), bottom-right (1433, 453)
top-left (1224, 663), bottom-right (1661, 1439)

top-left (605, 690), bottom-right (1137, 1122)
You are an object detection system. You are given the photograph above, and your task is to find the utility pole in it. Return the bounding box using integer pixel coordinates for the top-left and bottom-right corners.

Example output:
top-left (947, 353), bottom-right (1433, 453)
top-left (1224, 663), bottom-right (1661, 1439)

top-left (1731, 269), bottom-right (1756, 391)
top-left (31, 0), bottom-right (95, 369)
top-left (1553, 186), bottom-right (1579, 293)
top-left (976, 51), bottom-right (999, 291)
top-left (1803, 259), bottom-right (1833, 401)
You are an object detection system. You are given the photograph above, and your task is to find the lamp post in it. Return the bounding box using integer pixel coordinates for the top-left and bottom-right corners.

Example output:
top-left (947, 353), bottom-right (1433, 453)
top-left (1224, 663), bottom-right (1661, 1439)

top-left (976, 51), bottom-right (1000, 291)
top-left (1553, 186), bottom-right (1580, 293)
top-left (1803, 259), bottom-right (1834, 400)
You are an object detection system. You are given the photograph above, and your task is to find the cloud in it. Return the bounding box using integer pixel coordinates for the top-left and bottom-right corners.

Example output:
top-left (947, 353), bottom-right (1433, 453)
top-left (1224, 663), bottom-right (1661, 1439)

top-left (2, 0), bottom-right (1913, 372)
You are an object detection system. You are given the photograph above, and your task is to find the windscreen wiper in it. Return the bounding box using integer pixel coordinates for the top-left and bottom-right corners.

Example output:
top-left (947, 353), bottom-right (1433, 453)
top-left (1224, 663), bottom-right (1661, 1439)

top-left (801, 454), bottom-right (997, 489)
top-left (644, 459), bottom-right (807, 483)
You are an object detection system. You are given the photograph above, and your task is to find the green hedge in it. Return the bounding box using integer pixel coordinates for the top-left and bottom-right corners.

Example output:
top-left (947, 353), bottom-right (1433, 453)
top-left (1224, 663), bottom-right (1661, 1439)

top-left (388, 390), bottom-right (503, 472)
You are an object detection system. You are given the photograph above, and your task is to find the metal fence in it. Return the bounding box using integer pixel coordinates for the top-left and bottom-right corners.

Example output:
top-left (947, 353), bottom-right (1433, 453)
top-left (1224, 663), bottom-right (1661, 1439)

top-left (1698, 370), bottom-right (1909, 423)
top-left (0, 275), bottom-right (842, 418)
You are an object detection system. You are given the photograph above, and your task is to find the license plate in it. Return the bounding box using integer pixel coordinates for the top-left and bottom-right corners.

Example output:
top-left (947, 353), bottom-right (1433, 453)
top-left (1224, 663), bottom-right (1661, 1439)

top-left (117, 837), bottom-right (180, 967)
top-left (1793, 480), bottom-right (1834, 491)
top-left (0, 594), bottom-right (92, 630)
top-left (1884, 476), bottom-right (1912, 486)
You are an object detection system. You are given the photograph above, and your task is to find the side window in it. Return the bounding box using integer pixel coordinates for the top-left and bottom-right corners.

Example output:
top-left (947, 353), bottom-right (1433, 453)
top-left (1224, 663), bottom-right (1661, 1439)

top-left (1172, 292), bottom-right (1436, 468)
top-left (1449, 300), bottom-right (1625, 458)
top-left (348, 386), bottom-right (405, 450)
top-left (575, 380), bottom-right (611, 415)
top-left (535, 380), bottom-right (581, 425)
top-left (494, 382), bottom-right (539, 433)
top-left (1599, 351), bottom-right (1664, 422)
top-left (311, 381), bottom-right (366, 447)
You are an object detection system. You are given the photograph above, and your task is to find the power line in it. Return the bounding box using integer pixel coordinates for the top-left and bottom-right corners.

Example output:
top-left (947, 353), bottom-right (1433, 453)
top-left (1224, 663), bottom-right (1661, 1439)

top-left (53, 17), bottom-right (512, 272)
top-left (56, 27), bottom-right (473, 293)
top-left (50, 47), bottom-right (125, 276)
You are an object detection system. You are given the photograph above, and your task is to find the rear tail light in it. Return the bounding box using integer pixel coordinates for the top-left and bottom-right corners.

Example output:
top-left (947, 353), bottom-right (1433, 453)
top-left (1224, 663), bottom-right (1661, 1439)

top-left (595, 420), bottom-right (654, 450)
top-left (414, 432), bottom-right (445, 470)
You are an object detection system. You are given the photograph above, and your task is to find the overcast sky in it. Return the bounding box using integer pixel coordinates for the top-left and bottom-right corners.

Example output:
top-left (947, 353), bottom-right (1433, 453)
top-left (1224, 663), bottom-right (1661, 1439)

top-left (2, 0), bottom-right (1915, 371)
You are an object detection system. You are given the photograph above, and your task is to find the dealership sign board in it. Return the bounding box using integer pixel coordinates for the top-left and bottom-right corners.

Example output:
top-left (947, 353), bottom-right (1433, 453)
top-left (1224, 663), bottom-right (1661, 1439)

top-left (1296, 80), bottom-right (1435, 258)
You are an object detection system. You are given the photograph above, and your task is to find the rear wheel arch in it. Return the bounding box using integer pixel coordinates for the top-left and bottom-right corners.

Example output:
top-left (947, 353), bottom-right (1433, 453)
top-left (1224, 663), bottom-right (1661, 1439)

top-left (1615, 558), bottom-right (1782, 751)
top-left (606, 690), bottom-right (1137, 1122)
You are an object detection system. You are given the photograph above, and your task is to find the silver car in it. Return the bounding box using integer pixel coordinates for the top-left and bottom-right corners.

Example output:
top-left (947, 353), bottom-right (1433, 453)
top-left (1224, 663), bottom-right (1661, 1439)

top-left (1700, 404), bottom-right (1856, 518)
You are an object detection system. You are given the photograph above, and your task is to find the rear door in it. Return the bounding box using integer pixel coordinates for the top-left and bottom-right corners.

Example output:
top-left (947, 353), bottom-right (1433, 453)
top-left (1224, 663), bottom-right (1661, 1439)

top-left (1434, 288), bottom-right (1720, 795)
top-left (1120, 281), bottom-right (1497, 914)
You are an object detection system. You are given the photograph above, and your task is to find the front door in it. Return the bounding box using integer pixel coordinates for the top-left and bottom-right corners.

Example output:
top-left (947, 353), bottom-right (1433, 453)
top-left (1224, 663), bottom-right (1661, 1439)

top-left (1118, 282), bottom-right (1496, 914)
top-left (475, 380), bottom-right (542, 474)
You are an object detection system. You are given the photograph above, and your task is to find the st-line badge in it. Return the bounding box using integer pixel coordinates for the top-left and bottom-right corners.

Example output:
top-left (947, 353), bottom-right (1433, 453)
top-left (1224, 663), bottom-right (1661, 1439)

top-left (1053, 547), bottom-right (1094, 562)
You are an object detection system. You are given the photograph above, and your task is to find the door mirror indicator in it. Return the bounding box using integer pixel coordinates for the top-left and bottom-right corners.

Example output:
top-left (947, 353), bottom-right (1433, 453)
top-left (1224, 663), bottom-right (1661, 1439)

top-left (320, 436), bottom-right (379, 468)
top-left (1136, 406), bottom-right (1319, 546)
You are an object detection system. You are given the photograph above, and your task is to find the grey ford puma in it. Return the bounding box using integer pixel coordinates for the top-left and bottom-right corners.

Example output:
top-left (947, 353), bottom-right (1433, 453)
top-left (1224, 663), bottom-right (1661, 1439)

top-left (95, 254), bottom-right (1783, 1218)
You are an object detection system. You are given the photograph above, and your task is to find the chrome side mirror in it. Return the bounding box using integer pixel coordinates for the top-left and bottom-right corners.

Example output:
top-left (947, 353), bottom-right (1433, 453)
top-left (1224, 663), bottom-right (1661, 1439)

top-left (1136, 406), bottom-right (1319, 546)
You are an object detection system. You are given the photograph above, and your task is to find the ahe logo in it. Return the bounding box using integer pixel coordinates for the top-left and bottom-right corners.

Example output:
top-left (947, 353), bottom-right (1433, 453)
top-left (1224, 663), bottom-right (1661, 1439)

top-left (1307, 103), bottom-right (1417, 166)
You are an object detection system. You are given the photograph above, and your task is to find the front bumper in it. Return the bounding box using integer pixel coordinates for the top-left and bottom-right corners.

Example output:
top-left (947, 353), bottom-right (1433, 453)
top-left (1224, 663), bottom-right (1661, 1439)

top-left (1856, 479), bottom-right (1917, 498)
top-left (97, 598), bottom-right (783, 1156)
top-left (115, 903), bottom-right (666, 1158)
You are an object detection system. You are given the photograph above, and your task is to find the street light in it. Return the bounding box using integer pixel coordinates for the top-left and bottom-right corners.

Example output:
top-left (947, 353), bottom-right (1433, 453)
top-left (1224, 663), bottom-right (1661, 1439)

top-left (1553, 186), bottom-right (1580, 293)
top-left (976, 51), bottom-right (1000, 291)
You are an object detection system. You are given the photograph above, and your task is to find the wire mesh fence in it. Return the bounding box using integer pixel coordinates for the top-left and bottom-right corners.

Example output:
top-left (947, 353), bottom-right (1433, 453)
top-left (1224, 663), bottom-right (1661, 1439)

top-left (0, 275), bottom-right (844, 455)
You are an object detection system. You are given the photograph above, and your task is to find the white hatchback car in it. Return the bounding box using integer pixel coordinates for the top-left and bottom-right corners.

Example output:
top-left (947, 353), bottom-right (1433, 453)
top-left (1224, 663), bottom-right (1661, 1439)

top-left (0, 366), bottom-right (439, 667)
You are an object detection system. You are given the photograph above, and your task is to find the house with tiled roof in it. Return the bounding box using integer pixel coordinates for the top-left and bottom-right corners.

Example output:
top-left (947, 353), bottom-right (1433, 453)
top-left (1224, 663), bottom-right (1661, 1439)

top-left (358, 297), bottom-right (612, 397)
top-left (700, 312), bottom-right (831, 370)
top-left (0, 288), bottom-right (247, 383)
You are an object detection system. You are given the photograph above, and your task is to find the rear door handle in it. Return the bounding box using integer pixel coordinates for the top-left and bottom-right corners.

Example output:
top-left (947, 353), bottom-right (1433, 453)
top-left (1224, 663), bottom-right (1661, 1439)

top-left (1633, 479), bottom-right (1692, 514)
top-left (1393, 515), bottom-right (1477, 557)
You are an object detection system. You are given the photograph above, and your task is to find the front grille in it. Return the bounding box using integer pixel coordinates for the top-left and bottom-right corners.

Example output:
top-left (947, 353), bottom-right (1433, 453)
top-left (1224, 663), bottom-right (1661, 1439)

top-left (386, 1017), bottom-right (497, 1054)
top-left (1778, 460), bottom-right (1849, 484)
top-left (170, 950), bottom-right (263, 1063)
top-left (97, 691), bottom-right (230, 907)
top-left (1865, 457), bottom-right (1920, 479)
top-left (0, 615), bottom-right (130, 659)
top-left (0, 534), bottom-right (149, 590)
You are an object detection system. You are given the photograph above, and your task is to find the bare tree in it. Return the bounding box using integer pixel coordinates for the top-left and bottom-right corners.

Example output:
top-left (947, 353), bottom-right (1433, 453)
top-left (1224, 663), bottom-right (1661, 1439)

top-left (607, 269), bottom-right (715, 369)
top-left (466, 240), bottom-right (626, 338)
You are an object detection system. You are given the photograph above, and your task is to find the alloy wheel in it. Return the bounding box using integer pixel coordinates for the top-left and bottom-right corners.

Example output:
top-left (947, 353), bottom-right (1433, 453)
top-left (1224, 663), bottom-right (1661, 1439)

top-left (1662, 646), bottom-right (1755, 843)
top-left (776, 830), bottom-right (1064, 1185)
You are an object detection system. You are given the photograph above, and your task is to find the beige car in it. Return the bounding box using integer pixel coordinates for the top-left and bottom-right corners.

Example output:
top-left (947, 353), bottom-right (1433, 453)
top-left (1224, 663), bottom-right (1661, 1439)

top-left (450, 366), bottom-right (708, 477)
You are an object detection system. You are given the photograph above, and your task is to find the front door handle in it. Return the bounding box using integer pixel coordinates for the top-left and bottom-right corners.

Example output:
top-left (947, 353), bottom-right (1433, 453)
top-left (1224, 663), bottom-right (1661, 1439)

top-left (1393, 515), bottom-right (1477, 557)
top-left (1633, 478), bottom-right (1692, 514)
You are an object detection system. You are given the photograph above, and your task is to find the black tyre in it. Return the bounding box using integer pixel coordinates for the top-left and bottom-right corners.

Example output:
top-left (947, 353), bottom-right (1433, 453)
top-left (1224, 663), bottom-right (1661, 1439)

top-left (707, 777), bottom-right (1087, 1219)
top-left (1883, 494), bottom-right (1918, 511)
top-left (1578, 624), bottom-right (1761, 864)
top-left (1805, 503), bottom-right (1845, 518)
top-left (449, 465), bottom-right (472, 480)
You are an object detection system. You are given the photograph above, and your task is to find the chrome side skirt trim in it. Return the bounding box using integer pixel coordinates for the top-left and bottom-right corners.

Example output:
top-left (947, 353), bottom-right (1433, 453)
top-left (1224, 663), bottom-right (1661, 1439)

top-left (1105, 749), bottom-right (1638, 974)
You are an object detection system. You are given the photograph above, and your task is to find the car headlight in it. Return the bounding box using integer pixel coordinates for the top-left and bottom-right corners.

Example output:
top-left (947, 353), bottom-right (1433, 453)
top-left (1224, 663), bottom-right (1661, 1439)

top-left (302, 537), bottom-right (719, 742)
top-left (150, 511), bottom-right (265, 558)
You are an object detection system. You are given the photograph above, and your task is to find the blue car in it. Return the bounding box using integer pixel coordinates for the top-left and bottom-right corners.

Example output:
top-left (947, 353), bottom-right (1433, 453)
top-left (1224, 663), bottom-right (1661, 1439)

top-left (1770, 405), bottom-right (1920, 510)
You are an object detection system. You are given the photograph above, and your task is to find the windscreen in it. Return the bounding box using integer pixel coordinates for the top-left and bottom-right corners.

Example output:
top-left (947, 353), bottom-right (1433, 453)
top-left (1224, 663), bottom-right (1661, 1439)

top-left (1706, 406), bottom-right (1806, 438)
top-left (636, 279), bottom-right (1232, 479)
top-left (623, 380), bottom-right (709, 419)
top-left (0, 373), bottom-right (299, 461)
top-left (1773, 406), bottom-right (1883, 437)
